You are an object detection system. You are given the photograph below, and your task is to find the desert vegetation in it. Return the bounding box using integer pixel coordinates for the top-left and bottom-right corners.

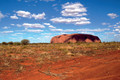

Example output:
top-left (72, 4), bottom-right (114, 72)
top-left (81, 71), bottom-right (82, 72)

top-left (0, 42), bottom-right (120, 80)
top-left (21, 39), bottom-right (30, 45)
top-left (1, 39), bottom-right (30, 45)
top-left (0, 42), bottom-right (120, 70)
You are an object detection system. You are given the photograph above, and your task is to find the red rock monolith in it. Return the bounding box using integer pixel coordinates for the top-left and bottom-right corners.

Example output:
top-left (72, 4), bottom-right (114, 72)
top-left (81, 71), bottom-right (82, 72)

top-left (50, 34), bottom-right (101, 43)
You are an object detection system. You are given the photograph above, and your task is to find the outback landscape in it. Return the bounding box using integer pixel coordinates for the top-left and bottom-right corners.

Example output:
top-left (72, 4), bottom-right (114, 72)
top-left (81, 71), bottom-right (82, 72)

top-left (0, 36), bottom-right (120, 80)
top-left (0, 0), bottom-right (120, 80)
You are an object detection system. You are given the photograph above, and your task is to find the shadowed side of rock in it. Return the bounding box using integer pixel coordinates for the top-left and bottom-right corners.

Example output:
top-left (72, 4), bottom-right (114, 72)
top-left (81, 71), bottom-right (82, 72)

top-left (50, 34), bottom-right (101, 43)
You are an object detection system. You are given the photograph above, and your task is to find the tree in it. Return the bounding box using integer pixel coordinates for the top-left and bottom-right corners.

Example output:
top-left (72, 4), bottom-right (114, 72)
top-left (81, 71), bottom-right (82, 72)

top-left (2, 42), bottom-right (8, 45)
top-left (21, 39), bottom-right (30, 45)
top-left (8, 41), bottom-right (13, 45)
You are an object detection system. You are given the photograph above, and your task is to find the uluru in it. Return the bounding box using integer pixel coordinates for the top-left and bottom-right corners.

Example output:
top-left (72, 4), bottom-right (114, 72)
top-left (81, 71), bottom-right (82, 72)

top-left (50, 33), bottom-right (101, 43)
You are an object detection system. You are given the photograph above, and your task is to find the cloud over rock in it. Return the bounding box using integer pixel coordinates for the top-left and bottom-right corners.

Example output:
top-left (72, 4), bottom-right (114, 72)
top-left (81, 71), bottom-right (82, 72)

top-left (51, 2), bottom-right (90, 25)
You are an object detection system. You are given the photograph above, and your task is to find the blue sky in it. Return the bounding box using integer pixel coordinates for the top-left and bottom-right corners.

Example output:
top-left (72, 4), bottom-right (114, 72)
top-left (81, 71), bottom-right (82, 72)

top-left (0, 0), bottom-right (120, 43)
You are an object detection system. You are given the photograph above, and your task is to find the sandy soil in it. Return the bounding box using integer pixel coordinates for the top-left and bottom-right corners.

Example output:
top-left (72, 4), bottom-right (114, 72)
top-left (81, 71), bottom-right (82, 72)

top-left (0, 50), bottom-right (120, 80)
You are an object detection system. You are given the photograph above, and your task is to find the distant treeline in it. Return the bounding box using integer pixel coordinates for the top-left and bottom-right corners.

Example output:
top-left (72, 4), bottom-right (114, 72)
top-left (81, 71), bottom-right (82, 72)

top-left (0, 39), bottom-right (30, 45)
top-left (0, 40), bottom-right (119, 45)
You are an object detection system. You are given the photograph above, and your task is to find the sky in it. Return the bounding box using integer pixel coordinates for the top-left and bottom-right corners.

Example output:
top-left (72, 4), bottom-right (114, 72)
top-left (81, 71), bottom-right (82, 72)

top-left (0, 0), bottom-right (120, 43)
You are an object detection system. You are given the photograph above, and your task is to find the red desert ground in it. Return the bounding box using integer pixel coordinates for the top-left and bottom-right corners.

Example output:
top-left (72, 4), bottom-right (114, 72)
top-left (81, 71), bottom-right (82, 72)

top-left (0, 34), bottom-right (120, 80)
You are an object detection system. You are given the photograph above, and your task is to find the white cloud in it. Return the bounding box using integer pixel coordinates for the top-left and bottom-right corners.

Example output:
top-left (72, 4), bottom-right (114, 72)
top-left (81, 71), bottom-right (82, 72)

top-left (44, 36), bottom-right (51, 38)
top-left (115, 26), bottom-right (120, 28)
top-left (114, 34), bottom-right (120, 36)
top-left (62, 2), bottom-right (83, 9)
top-left (11, 24), bottom-right (22, 27)
top-left (10, 14), bottom-right (18, 19)
top-left (0, 11), bottom-right (4, 20)
top-left (113, 21), bottom-right (120, 28)
top-left (50, 29), bottom-right (74, 32)
top-left (114, 29), bottom-right (119, 31)
top-left (16, 24), bottom-right (22, 27)
top-left (51, 2), bottom-right (90, 25)
top-left (16, 10), bottom-right (31, 18)
top-left (50, 28), bottom-right (109, 32)
top-left (102, 22), bottom-right (110, 25)
top-left (44, 23), bottom-right (56, 28)
top-left (1, 31), bottom-right (13, 33)
top-left (61, 2), bottom-right (87, 17)
top-left (32, 12), bottom-right (45, 19)
top-left (44, 23), bottom-right (51, 26)
top-left (28, 37), bottom-right (34, 39)
top-left (106, 21), bottom-right (120, 27)
top-left (113, 29), bottom-right (120, 33)
top-left (112, 21), bottom-right (120, 33)
top-left (3, 26), bottom-right (10, 29)
top-left (51, 29), bottom-right (63, 32)
top-left (15, 33), bottom-right (23, 35)
top-left (50, 17), bottom-right (91, 25)
top-left (53, 7), bottom-right (59, 11)
top-left (107, 13), bottom-right (118, 19)
top-left (63, 29), bottom-right (74, 32)
top-left (23, 23), bottom-right (45, 28)
top-left (11, 24), bottom-right (15, 26)
top-left (48, 25), bottom-right (55, 28)
top-left (116, 21), bottom-right (120, 25)
top-left (107, 21), bottom-right (120, 28)
top-left (16, 10), bottom-right (45, 19)
top-left (41, 33), bottom-right (52, 35)
top-left (79, 31), bottom-right (94, 35)
top-left (52, 4), bottom-right (57, 7)
top-left (60, 32), bottom-right (68, 35)
top-left (52, 4), bottom-right (58, 11)
top-left (105, 32), bottom-right (115, 35)
top-left (12, 33), bottom-right (24, 36)
top-left (75, 21), bottom-right (91, 25)
top-left (62, 13), bottom-right (87, 17)
top-left (26, 29), bottom-right (43, 33)
top-left (76, 28), bottom-right (110, 32)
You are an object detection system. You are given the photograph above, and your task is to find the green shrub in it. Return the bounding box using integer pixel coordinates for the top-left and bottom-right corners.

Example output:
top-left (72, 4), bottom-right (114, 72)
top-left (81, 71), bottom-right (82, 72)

top-left (13, 42), bottom-right (21, 45)
top-left (21, 39), bottom-right (30, 45)
top-left (8, 41), bottom-right (13, 45)
top-left (2, 42), bottom-right (8, 45)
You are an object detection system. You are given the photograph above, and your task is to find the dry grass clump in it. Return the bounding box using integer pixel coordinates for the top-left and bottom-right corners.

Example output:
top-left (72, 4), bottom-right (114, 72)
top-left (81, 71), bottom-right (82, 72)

top-left (0, 42), bottom-right (120, 72)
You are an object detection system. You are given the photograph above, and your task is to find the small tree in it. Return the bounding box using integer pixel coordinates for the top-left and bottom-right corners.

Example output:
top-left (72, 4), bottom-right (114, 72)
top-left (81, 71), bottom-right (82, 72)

top-left (2, 42), bottom-right (8, 45)
top-left (8, 41), bottom-right (13, 45)
top-left (21, 39), bottom-right (30, 45)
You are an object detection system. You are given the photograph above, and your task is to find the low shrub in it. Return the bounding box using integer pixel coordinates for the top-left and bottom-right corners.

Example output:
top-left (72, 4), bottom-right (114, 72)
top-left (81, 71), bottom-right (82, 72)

top-left (8, 41), bottom-right (13, 45)
top-left (2, 42), bottom-right (8, 45)
top-left (21, 39), bottom-right (30, 45)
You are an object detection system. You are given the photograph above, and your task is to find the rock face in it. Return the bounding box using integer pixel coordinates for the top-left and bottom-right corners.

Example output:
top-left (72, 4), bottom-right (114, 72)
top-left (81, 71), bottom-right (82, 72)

top-left (50, 34), bottom-right (101, 43)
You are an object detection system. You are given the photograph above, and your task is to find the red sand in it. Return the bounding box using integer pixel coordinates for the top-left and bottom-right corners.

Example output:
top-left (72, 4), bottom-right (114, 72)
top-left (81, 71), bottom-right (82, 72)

top-left (0, 50), bottom-right (120, 80)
